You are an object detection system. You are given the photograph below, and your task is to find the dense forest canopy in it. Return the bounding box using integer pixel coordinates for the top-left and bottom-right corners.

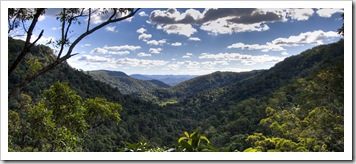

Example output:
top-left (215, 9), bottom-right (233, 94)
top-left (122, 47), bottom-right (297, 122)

top-left (8, 37), bottom-right (344, 152)
top-left (6, 7), bottom-right (346, 156)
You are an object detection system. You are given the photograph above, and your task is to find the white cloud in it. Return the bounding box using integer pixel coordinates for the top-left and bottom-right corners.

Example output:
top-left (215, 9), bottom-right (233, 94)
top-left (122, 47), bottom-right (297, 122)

top-left (177, 60), bottom-right (200, 69)
top-left (90, 48), bottom-right (130, 55)
top-left (51, 27), bottom-right (59, 31)
top-left (136, 27), bottom-right (147, 34)
top-left (199, 52), bottom-right (285, 65)
top-left (162, 24), bottom-right (197, 37)
top-left (105, 26), bottom-right (118, 32)
top-left (149, 48), bottom-right (162, 54)
top-left (287, 8), bottom-right (314, 21)
top-left (108, 51), bottom-right (130, 55)
top-left (148, 8), bottom-right (326, 36)
top-left (171, 42), bottom-right (182, 46)
top-left (167, 63), bottom-right (180, 70)
top-left (138, 33), bottom-right (152, 40)
top-left (13, 34), bottom-right (55, 45)
top-left (228, 30), bottom-right (340, 53)
top-left (201, 19), bottom-right (270, 35)
top-left (227, 42), bottom-right (285, 52)
top-left (103, 45), bottom-right (141, 51)
top-left (139, 11), bottom-right (149, 17)
top-left (81, 44), bottom-right (91, 47)
top-left (146, 39), bottom-right (167, 46)
top-left (137, 52), bottom-right (152, 57)
top-left (316, 8), bottom-right (343, 18)
top-left (90, 45), bottom-right (140, 55)
top-left (89, 8), bottom-right (133, 24)
top-left (38, 15), bottom-right (45, 22)
top-left (271, 30), bottom-right (340, 46)
top-left (183, 52), bottom-right (193, 58)
top-left (90, 47), bottom-right (108, 54)
top-left (116, 58), bottom-right (168, 67)
top-left (77, 55), bottom-right (110, 63)
top-left (188, 37), bottom-right (201, 41)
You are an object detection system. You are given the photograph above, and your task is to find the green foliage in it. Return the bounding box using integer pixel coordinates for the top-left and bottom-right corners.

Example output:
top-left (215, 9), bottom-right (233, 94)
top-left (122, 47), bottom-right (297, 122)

top-left (8, 37), bottom-right (344, 152)
top-left (8, 82), bottom-right (122, 152)
top-left (83, 97), bottom-right (122, 128)
top-left (120, 138), bottom-right (166, 152)
top-left (177, 128), bottom-right (216, 152)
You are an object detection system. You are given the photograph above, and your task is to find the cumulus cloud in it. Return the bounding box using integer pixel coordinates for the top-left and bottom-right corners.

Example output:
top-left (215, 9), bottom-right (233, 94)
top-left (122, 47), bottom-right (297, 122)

top-left (316, 8), bottom-right (343, 18)
top-left (271, 30), bottom-right (340, 46)
top-left (148, 8), bottom-right (324, 35)
top-left (162, 24), bottom-right (197, 37)
top-left (228, 30), bottom-right (340, 53)
top-left (13, 34), bottom-right (55, 46)
top-left (199, 52), bottom-right (284, 65)
top-left (149, 48), bottom-right (163, 54)
top-left (81, 44), bottom-right (91, 47)
top-left (201, 20), bottom-right (270, 35)
top-left (286, 8), bottom-right (314, 21)
top-left (138, 33), bottom-right (152, 40)
top-left (139, 11), bottom-right (149, 17)
top-left (146, 39), bottom-right (167, 46)
top-left (281, 52), bottom-right (289, 55)
top-left (116, 58), bottom-right (168, 67)
top-left (38, 15), bottom-right (46, 22)
top-left (89, 8), bottom-right (133, 24)
top-left (105, 26), bottom-right (118, 32)
top-left (227, 42), bottom-right (285, 52)
top-left (77, 55), bottom-right (110, 63)
top-left (188, 37), bottom-right (201, 41)
top-left (136, 27), bottom-right (147, 34)
top-left (182, 53), bottom-right (193, 58)
top-left (90, 45), bottom-right (140, 55)
top-left (171, 42), bottom-right (182, 46)
top-left (177, 60), bottom-right (200, 69)
top-left (103, 45), bottom-right (141, 51)
top-left (137, 52), bottom-right (152, 57)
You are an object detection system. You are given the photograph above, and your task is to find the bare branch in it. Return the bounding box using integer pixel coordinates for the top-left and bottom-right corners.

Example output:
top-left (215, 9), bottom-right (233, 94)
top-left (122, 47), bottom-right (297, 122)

top-left (87, 8), bottom-right (91, 32)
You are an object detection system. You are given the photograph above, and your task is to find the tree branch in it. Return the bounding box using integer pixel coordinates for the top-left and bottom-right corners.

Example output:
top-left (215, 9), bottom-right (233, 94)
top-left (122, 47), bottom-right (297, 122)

top-left (8, 8), bottom-right (45, 76)
top-left (9, 8), bottom-right (141, 98)
top-left (9, 53), bottom-right (79, 98)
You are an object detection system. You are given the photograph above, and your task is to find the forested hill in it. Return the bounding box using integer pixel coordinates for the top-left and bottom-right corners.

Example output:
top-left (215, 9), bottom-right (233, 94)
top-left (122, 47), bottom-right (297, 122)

top-left (167, 39), bottom-right (344, 151)
top-left (8, 37), bottom-right (344, 152)
top-left (88, 70), bottom-right (170, 95)
top-left (8, 37), bottom-right (197, 151)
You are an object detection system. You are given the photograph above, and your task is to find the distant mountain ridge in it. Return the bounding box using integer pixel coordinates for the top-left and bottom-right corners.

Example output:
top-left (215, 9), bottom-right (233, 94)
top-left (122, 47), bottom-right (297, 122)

top-left (130, 74), bottom-right (197, 86)
top-left (88, 70), bottom-right (170, 95)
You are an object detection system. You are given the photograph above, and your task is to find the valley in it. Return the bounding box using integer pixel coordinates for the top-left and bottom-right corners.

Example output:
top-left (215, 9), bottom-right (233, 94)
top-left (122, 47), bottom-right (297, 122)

top-left (8, 37), bottom-right (345, 152)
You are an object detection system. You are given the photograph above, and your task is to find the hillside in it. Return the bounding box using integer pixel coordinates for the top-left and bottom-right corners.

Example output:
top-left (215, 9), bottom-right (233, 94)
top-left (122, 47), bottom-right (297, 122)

top-left (88, 70), bottom-right (170, 95)
top-left (130, 74), bottom-right (197, 86)
top-left (8, 37), bottom-right (344, 152)
top-left (8, 37), bottom-right (196, 151)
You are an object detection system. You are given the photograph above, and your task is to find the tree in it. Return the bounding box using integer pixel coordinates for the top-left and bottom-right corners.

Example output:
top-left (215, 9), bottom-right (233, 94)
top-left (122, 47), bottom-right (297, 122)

top-left (8, 8), bottom-right (141, 98)
top-left (9, 82), bottom-right (123, 151)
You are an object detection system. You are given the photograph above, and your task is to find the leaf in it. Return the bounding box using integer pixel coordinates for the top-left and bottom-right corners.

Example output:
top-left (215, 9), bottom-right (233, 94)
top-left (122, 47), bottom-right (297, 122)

top-left (184, 131), bottom-right (189, 138)
top-left (178, 137), bottom-right (189, 143)
top-left (200, 135), bottom-right (210, 144)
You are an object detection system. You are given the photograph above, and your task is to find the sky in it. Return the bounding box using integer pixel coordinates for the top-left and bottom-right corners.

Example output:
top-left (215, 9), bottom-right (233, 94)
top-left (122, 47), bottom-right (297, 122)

top-left (10, 8), bottom-right (344, 75)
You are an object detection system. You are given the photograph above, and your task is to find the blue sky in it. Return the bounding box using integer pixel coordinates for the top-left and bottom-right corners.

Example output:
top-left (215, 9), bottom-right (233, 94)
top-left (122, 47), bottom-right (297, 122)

top-left (10, 8), bottom-right (343, 75)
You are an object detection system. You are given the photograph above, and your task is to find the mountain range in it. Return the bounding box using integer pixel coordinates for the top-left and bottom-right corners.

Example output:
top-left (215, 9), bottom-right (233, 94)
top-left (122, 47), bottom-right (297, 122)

top-left (8, 37), bottom-right (344, 152)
